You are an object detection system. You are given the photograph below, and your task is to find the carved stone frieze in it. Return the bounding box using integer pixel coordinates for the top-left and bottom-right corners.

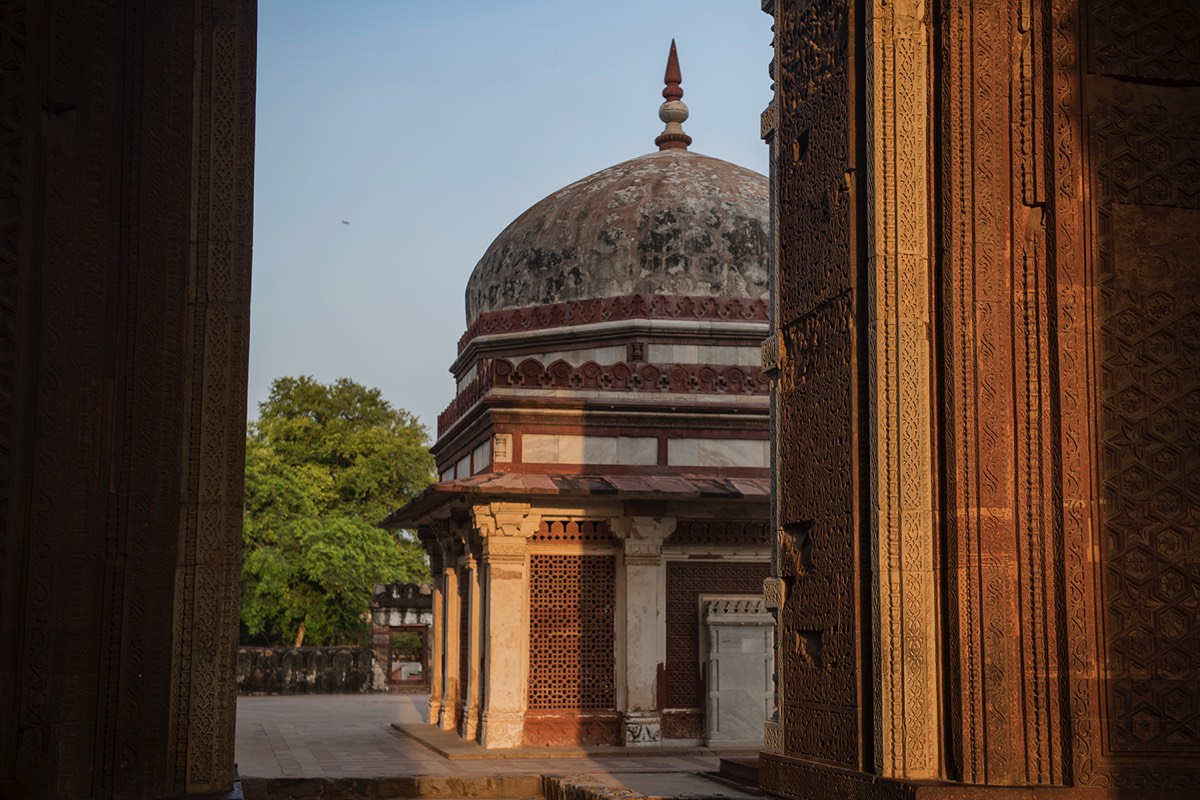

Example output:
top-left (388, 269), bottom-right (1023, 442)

top-left (667, 519), bottom-right (769, 548)
top-left (495, 357), bottom-right (770, 394)
top-left (459, 294), bottom-right (769, 353)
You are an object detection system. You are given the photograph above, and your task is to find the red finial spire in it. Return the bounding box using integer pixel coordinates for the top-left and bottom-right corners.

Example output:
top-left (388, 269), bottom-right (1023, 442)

top-left (663, 39), bottom-right (683, 102)
top-left (655, 39), bottom-right (692, 151)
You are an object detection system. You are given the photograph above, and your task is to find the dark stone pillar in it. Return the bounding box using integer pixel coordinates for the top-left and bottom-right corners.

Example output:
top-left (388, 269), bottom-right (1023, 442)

top-left (0, 1), bottom-right (255, 797)
top-left (761, 0), bottom-right (1200, 797)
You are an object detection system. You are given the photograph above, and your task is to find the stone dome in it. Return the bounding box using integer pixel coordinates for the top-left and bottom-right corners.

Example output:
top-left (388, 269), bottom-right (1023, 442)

top-left (464, 148), bottom-right (769, 324)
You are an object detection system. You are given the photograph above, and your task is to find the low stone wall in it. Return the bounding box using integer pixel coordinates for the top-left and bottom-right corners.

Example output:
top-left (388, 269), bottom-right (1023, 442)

top-left (237, 646), bottom-right (378, 695)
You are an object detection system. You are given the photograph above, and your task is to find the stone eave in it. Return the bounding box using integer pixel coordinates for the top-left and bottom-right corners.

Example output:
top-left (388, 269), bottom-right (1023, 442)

top-left (381, 471), bottom-right (770, 530)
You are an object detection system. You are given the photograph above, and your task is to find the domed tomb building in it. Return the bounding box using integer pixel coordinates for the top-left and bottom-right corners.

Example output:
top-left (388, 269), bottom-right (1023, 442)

top-left (386, 44), bottom-right (773, 750)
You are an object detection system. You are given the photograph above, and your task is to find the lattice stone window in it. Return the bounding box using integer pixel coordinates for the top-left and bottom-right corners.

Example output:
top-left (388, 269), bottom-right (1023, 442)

top-left (527, 554), bottom-right (616, 710)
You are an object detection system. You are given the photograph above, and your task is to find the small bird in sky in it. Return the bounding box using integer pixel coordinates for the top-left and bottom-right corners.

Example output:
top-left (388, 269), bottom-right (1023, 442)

top-left (341, 220), bottom-right (350, 225)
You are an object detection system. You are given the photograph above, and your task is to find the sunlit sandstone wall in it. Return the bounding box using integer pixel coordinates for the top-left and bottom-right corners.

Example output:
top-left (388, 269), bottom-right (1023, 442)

top-left (761, 0), bottom-right (1198, 797)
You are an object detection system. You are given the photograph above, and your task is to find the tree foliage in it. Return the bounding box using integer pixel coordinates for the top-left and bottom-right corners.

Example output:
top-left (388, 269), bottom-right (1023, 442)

top-left (241, 376), bottom-right (434, 646)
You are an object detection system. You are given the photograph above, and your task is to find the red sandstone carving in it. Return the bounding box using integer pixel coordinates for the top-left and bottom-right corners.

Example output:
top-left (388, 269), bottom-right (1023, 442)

top-left (458, 294), bottom-right (769, 353)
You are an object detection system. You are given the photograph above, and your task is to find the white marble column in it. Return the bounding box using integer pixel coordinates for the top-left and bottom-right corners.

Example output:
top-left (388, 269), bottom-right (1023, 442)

top-left (473, 501), bottom-right (540, 749)
top-left (616, 516), bottom-right (674, 746)
top-left (478, 534), bottom-right (528, 748)
top-left (427, 566), bottom-right (444, 725)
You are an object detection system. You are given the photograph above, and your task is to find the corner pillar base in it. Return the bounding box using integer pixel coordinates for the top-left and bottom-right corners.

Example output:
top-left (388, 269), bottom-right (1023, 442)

top-left (623, 711), bottom-right (662, 746)
top-left (479, 710), bottom-right (524, 749)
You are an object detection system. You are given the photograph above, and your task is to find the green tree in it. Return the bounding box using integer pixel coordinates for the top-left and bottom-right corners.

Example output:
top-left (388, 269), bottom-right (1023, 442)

top-left (241, 376), bottom-right (434, 646)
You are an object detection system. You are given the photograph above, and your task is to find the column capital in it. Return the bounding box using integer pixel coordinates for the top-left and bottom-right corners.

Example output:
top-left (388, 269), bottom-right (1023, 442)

top-left (611, 515), bottom-right (676, 543)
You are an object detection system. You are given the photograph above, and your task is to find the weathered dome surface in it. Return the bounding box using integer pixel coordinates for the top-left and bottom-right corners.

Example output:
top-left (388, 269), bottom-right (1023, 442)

top-left (465, 149), bottom-right (769, 324)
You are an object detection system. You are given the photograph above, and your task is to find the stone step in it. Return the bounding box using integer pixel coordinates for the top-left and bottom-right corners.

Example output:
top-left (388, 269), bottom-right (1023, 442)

top-left (716, 756), bottom-right (759, 786)
top-left (542, 773), bottom-right (760, 800)
top-left (240, 774), bottom-right (543, 799)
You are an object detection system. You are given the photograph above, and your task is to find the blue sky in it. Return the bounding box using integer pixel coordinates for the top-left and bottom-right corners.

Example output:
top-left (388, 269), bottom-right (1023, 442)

top-left (251, 1), bottom-right (773, 435)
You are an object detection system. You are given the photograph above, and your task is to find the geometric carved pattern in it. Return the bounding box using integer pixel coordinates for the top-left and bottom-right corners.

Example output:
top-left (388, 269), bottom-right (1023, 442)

top-left (666, 519), bottom-right (770, 548)
top-left (1094, 89), bottom-right (1200, 754)
top-left (527, 555), bottom-right (615, 710)
top-left (660, 709), bottom-right (705, 741)
top-left (1089, 0), bottom-right (1200, 83)
top-left (664, 561), bottom-right (769, 710)
top-left (769, 0), bottom-right (863, 775)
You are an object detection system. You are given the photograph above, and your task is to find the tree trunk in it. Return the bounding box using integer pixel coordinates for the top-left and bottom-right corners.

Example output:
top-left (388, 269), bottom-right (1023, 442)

top-left (294, 620), bottom-right (306, 648)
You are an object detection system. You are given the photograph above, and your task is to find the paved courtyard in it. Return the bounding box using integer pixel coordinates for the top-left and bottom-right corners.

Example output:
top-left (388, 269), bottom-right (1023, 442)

top-left (236, 694), bottom-right (759, 797)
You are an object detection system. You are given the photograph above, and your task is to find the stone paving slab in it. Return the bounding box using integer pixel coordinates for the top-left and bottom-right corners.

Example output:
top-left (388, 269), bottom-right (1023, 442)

top-left (236, 695), bottom-right (760, 798)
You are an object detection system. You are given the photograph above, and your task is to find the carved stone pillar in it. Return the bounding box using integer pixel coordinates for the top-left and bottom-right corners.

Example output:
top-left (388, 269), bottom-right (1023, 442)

top-left (438, 564), bottom-right (460, 732)
top-left (422, 526), bottom-right (446, 726)
top-left (460, 549), bottom-right (483, 740)
top-left (614, 516), bottom-right (673, 746)
top-left (862, 0), bottom-right (939, 780)
top-left (474, 502), bottom-right (538, 749)
top-left (763, 0), bottom-right (1200, 796)
top-left (426, 553), bottom-right (444, 726)
top-left (0, 2), bottom-right (254, 797)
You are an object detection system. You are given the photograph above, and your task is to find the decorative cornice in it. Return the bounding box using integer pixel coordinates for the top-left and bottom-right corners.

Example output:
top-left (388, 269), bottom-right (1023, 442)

top-left (459, 295), bottom-right (770, 354)
top-left (704, 596), bottom-right (769, 618)
top-left (668, 518), bottom-right (770, 548)
top-left (438, 358), bottom-right (770, 437)
top-left (437, 363), bottom-right (495, 437)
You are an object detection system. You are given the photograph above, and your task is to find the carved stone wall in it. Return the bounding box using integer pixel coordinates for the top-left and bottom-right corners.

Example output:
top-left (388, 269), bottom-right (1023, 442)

top-left (662, 561), bottom-right (769, 739)
top-left (1086, 31), bottom-right (1200, 789)
top-left (939, 0), bottom-right (1065, 785)
top-left (0, 2), bottom-right (254, 797)
top-left (763, 0), bottom-right (1199, 796)
top-left (766, 0), bottom-right (867, 775)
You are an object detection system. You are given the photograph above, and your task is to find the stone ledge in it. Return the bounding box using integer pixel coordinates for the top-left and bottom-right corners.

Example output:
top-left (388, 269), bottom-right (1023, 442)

top-left (391, 720), bottom-right (758, 761)
top-left (240, 774), bottom-right (542, 799)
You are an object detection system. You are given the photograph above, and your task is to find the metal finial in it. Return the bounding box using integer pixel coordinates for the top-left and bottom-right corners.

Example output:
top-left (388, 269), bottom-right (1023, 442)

top-left (655, 40), bottom-right (692, 151)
